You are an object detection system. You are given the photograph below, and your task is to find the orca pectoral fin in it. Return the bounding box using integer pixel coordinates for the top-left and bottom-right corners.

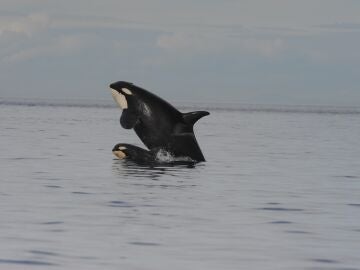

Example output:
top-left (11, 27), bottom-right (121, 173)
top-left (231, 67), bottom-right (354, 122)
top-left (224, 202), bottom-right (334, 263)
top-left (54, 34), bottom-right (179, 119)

top-left (170, 133), bottom-right (206, 162)
top-left (182, 111), bottom-right (210, 126)
top-left (120, 109), bottom-right (138, 129)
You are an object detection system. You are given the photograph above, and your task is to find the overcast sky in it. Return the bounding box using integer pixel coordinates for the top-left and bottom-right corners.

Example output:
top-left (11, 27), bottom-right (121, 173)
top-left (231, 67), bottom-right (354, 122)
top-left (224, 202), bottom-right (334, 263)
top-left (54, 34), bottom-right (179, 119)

top-left (0, 0), bottom-right (359, 105)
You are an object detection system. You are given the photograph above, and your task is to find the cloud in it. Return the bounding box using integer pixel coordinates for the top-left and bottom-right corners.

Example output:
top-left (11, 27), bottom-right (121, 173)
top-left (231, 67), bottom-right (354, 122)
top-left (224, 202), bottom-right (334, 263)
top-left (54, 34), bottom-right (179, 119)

top-left (3, 34), bottom-right (90, 63)
top-left (241, 38), bottom-right (285, 57)
top-left (156, 32), bottom-right (207, 51)
top-left (0, 13), bottom-right (108, 64)
top-left (316, 22), bottom-right (360, 31)
top-left (0, 13), bottom-right (51, 62)
top-left (156, 31), bottom-right (286, 58)
top-left (0, 13), bottom-right (49, 37)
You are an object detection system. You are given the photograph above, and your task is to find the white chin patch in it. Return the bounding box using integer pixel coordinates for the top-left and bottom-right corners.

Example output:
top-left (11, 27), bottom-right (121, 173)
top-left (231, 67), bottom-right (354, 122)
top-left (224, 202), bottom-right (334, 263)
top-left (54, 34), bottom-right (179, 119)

top-left (111, 89), bottom-right (128, 109)
top-left (113, 150), bottom-right (126, 159)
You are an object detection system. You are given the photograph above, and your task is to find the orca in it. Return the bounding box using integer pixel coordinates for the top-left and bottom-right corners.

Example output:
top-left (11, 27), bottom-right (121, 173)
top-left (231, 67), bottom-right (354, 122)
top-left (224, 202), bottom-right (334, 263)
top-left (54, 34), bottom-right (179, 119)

top-left (112, 143), bottom-right (156, 163)
top-left (112, 143), bottom-right (196, 165)
top-left (110, 81), bottom-right (209, 162)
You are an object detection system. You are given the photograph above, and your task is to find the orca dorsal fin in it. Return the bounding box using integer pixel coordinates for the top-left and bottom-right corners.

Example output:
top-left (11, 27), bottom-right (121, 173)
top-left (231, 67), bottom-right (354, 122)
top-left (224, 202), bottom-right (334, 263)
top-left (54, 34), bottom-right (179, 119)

top-left (182, 111), bottom-right (210, 126)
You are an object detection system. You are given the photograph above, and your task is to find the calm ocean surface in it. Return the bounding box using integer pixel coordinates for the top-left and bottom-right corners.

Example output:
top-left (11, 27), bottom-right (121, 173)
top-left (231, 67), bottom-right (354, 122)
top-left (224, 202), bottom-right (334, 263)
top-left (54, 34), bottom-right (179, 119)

top-left (1, 101), bottom-right (360, 270)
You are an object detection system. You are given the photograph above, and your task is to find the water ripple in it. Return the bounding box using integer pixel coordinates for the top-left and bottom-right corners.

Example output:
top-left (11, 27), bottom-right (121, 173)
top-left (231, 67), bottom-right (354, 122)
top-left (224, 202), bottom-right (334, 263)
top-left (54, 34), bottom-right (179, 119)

top-left (285, 230), bottom-right (312, 234)
top-left (0, 259), bottom-right (56, 266)
top-left (257, 207), bottom-right (304, 212)
top-left (108, 201), bottom-right (135, 208)
top-left (29, 250), bottom-right (58, 256)
top-left (269, 221), bottom-right (293, 224)
top-left (72, 191), bottom-right (92, 195)
top-left (45, 185), bottom-right (62, 189)
top-left (128, 242), bottom-right (161, 246)
top-left (40, 221), bottom-right (64, 225)
top-left (310, 258), bottom-right (339, 264)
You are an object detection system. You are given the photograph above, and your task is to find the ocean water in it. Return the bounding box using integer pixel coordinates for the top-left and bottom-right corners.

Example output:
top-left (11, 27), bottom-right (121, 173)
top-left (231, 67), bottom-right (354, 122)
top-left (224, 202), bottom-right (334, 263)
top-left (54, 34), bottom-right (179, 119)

top-left (1, 102), bottom-right (360, 270)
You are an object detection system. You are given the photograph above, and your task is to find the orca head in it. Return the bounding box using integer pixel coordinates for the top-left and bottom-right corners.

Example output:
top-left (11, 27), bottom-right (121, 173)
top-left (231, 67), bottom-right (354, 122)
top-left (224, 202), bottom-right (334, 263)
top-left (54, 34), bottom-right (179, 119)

top-left (109, 81), bottom-right (134, 110)
top-left (112, 143), bottom-right (154, 163)
top-left (112, 143), bottom-right (129, 159)
top-left (110, 81), bottom-right (141, 129)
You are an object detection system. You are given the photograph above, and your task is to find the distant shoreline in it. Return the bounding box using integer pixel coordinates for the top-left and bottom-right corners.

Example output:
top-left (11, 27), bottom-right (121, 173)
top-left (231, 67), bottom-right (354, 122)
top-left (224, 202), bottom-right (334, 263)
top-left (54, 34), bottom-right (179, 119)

top-left (1, 97), bottom-right (360, 115)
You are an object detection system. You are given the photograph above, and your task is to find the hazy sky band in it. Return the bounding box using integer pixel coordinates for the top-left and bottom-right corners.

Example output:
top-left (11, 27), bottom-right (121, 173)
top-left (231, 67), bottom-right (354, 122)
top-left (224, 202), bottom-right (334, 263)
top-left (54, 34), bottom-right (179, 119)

top-left (0, 0), bottom-right (359, 105)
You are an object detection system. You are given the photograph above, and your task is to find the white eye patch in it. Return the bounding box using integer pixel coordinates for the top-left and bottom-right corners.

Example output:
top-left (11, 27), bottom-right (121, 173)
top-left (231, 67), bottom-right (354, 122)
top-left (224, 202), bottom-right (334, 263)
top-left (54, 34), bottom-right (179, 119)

top-left (111, 89), bottom-right (128, 109)
top-left (122, 88), bottom-right (132, 95)
top-left (119, 146), bottom-right (127, 150)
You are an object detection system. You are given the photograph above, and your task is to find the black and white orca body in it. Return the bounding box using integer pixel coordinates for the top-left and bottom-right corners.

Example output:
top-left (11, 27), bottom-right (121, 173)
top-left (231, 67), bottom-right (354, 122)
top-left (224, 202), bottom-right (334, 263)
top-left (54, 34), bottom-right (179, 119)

top-left (112, 143), bottom-right (156, 163)
top-left (112, 143), bottom-right (196, 166)
top-left (110, 81), bottom-right (209, 162)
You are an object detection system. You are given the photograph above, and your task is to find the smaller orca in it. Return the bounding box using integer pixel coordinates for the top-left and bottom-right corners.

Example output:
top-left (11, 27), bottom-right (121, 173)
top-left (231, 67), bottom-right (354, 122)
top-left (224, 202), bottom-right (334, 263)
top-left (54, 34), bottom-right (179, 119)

top-left (112, 143), bottom-right (196, 166)
top-left (112, 143), bottom-right (156, 163)
top-left (110, 81), bottom-right (209, 162)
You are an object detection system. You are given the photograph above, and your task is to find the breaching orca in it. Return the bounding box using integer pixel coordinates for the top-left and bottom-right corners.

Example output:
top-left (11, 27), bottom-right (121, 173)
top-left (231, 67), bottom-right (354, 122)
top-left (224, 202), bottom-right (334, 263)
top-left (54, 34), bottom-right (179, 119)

top-left (110, 81), bottom-right (209, 162)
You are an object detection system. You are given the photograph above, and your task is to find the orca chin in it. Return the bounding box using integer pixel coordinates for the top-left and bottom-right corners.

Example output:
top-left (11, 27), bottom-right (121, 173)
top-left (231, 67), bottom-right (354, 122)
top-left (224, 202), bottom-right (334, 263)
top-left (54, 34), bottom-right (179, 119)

top-left (112, 150), bottom-right (126, 159)
top-left (110, 88), bottom-right (128, 109)
top-left (112, 143), bottom-right (156, 163)
top-left (109, 81), bottom-right (209, 163)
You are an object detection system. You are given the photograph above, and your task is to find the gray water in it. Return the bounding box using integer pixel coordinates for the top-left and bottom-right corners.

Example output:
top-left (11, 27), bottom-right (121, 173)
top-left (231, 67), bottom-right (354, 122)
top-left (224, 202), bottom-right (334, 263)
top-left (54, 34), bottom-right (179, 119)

top-left (1, 103), bottom-right (360, 270)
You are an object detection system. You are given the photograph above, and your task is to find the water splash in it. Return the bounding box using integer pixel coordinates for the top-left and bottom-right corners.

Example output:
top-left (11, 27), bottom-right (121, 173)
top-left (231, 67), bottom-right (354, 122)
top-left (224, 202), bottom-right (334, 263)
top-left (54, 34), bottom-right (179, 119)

top-left (155, 149), bottom-right (194, 163)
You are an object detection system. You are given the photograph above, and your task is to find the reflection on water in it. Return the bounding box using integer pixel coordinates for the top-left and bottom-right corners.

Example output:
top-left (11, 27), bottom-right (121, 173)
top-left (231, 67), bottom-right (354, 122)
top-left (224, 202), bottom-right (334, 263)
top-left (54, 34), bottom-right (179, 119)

top-left (111, 159), bottom-right (198, 179)
top-left (111, 159), bottom-right (204, 191)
